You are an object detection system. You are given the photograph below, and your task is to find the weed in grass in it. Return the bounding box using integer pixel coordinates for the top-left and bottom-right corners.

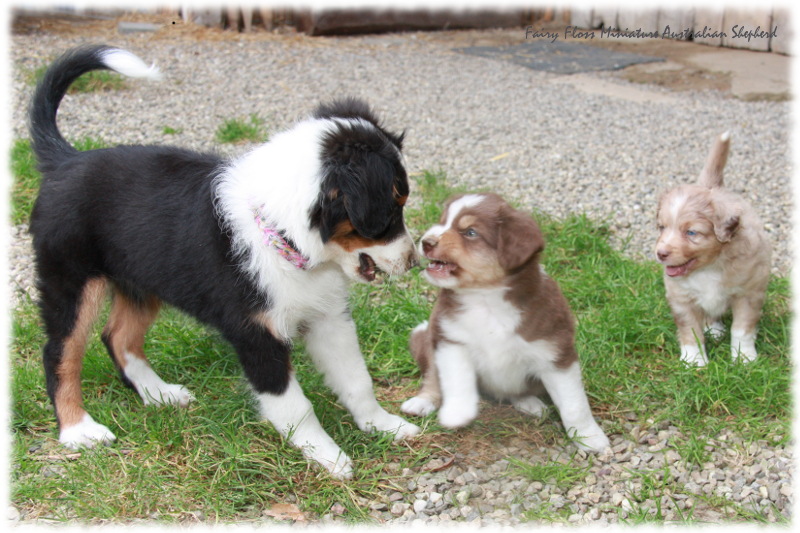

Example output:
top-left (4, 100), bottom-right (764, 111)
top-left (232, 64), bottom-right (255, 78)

top-left (507, 455), bottom-right (590, 489)
top-left (672, 433), bottom-right (712, 466)
top-left (216, 114), bottom-right (268, 144)
top-left (162, 125), bottom-right (183, 135)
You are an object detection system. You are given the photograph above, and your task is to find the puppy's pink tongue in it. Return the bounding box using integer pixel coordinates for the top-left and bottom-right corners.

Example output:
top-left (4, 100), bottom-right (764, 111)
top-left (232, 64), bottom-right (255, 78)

top-left (666, 263), bottom-right (689, 277)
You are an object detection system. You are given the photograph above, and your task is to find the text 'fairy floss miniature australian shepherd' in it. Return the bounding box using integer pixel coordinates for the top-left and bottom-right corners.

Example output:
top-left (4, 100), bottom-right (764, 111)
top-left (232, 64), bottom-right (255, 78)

top-left (401, 193), bottom-right (609, 452)
top-left (28, 45), bottom-right (420, 478)
top-left (655, 132), bottom-right (771, 366)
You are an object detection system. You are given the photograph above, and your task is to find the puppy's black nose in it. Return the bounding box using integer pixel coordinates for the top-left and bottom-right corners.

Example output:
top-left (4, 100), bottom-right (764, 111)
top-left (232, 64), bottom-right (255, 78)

top-left (421, 237), bottom-right (437, 255)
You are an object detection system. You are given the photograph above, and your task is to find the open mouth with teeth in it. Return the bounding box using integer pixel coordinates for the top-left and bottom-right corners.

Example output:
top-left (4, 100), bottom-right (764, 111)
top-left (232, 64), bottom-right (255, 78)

top-left (424, 258), bottom-right (458, 279)
top-left (358, 253), bottom-right (381, 282)
top-left (664, 258), bottom-right (697, 277)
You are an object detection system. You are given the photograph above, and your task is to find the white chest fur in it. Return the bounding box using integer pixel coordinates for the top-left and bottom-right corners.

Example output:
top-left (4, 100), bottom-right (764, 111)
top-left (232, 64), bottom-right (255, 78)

top-left (439, 287), bottom-right (559, 399)
top-left (674, 265), bottom-right (737, 318)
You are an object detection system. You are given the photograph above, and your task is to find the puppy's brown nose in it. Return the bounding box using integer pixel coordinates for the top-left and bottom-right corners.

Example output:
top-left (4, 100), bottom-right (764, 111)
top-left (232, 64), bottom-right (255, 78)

top-left (657, 250), bottom-right (670, 262)
top-left (421, 237), bottom-right (437, 255)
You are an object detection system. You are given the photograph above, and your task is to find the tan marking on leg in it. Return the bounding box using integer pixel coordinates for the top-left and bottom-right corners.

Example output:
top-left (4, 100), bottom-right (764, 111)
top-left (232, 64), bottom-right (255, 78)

top-left (55, 278), bottom-right (108, 428)
top-left (251, 310), bottom-right (289, 342)
top-left (103, 292), bottom-right (161, 369)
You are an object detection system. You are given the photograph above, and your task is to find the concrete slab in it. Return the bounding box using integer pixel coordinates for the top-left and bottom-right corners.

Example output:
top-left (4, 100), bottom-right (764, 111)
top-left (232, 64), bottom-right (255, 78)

top-left (549, 74), bottom-right (679, 105)
top-left (456, 41), bottom-right (664, 74)
top-left (687, 45), bottom-right (790, 99)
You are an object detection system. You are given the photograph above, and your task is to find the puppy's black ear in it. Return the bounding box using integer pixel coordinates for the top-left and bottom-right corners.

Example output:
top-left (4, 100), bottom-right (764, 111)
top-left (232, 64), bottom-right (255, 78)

top-left (314, 121), bottom-right (408, 241)
top-left (497, 206), bottom-right (544, 270)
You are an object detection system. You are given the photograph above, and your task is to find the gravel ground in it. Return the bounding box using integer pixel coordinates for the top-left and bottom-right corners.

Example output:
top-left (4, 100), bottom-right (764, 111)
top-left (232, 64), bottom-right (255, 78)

top-left (7, 19), bottom-right (793, 526)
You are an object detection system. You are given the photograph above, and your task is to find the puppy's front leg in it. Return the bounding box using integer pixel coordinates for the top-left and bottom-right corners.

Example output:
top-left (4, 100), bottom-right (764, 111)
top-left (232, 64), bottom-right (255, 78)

top-left (304, 313), bottom-right (420, 441)
top-left (435, 343), bottom-right (480, 428)
top-left (670, 300), bottom-right (708, 366)
top-left (540, 363), bottom-right (609, 453)
top-left (402, 321), bottom-right (442, 417)
top-left (256, 374), bottom-right (353, 479)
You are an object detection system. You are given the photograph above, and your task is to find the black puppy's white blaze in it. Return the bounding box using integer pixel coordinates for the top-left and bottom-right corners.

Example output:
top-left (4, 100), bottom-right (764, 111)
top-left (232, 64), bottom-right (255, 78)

top-left (28, 45), bottom-right (419, 479)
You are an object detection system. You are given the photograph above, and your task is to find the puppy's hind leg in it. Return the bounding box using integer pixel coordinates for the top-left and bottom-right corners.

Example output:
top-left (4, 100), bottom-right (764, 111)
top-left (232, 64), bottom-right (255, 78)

top-left (704, 318), bottom-right (726, 341)
top-left (512, 377), bottom-right (548, 417)
top-left (401, 321), bottom-right (442, 417)
top-left (40, 277), bottom-right (116, 449)
top-left (102, 289), bottom-right (194, 407)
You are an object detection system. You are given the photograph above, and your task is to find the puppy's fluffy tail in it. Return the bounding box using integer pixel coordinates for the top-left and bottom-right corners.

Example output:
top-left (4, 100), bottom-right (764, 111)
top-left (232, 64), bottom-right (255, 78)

top-left (28, 45), bottom-right (161, 171)
top-left (698, 131), bottom-right (731, 188)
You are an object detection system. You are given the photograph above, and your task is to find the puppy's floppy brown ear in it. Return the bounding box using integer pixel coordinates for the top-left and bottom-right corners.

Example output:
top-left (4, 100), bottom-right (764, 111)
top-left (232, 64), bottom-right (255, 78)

top-left (713, 213), bottom-right (740, 243)
top-left (497, 206), bottom-right (545, 270)
top-left (711, 196), bottom-right (741, 243)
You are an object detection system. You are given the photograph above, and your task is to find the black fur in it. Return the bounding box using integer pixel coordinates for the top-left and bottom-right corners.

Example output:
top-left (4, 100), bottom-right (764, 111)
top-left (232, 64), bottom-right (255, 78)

top-left (310, 103), bottom-right (408, 242)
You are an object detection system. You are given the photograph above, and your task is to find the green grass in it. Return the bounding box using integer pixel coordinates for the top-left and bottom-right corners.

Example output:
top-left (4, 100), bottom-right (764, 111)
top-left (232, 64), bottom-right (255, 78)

top-left (215, 114), bottom-right (268, 144)
top-left (9, 139), bottom-right (39, 225)
top-left (162, 125), bottom-right (183, 135)
top-left (10, 138), bottom-right (108, 225)
top-left (508, 455), bottom-right (591, 489)
top-left (8, 158), bottom-right (791, 524)
top-left (29, 64), bottom-right (127, 93)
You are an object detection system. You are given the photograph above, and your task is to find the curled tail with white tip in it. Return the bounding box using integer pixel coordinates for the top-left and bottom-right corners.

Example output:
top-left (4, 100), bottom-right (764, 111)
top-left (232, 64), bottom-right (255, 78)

top-left (698, 131), bottom-right (731, 188)
top-left (28, 44), bottom-right (161, 172)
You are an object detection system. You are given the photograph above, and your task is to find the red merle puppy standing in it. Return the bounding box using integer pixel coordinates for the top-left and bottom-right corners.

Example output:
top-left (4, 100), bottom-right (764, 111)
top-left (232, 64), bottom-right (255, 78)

top-left (28, 44), bottom-right (419, 478)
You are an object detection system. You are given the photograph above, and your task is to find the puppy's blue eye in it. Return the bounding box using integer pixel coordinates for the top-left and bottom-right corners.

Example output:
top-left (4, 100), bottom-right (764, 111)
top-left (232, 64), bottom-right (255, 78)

top-left (464, 228), bottom-right (478, 238)
top-left (686, 230), bottom-right (697, 237)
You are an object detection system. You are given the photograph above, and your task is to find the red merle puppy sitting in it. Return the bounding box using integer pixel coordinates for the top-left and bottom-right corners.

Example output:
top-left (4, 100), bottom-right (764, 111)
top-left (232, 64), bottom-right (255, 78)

top-left (401, 193), bottom-right (609, 452)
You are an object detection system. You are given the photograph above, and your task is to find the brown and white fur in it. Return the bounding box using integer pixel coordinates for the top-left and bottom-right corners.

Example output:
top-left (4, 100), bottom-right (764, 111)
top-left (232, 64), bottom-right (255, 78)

top-left (655, 132), bottom-right (771, 366)
top-left (401, 193), bottom-right (609, 452)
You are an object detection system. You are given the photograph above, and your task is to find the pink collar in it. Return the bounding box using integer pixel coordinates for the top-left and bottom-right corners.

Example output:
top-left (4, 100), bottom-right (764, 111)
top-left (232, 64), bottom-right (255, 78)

top-left (253, 206), bottom-right (310, 270)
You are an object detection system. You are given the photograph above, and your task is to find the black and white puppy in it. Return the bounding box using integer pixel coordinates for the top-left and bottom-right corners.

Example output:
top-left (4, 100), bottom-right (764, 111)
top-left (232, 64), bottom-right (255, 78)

top-left (28, 45), bottom-right (419, 478)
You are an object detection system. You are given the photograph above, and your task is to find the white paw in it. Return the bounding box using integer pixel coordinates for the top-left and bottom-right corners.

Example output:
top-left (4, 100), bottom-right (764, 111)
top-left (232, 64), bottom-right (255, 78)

top-left (59, 413), bottom-right (116, 449)
top-left (140, 383), bottom-right (195, 407)
top-left (731, 330), bottom-right (758, 363)
top-left (568, 425), bottom-right (610, 453)
top-left (732, 345), bottom-right (758, 363)
top-left (680, 344), bottom-right (708, 367)
top-left (705, 321), bottom-right (725, 341)
top-left (302, 444), bottom-right (354, 480)
top-left (401, 396), bottom-right (437, 417)
top-left (512, 396), bottom-right (547, 417)
top-left (362, 412), bottom-right (421, 441)
top-left (438, 402), bottom-right (478, 429)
